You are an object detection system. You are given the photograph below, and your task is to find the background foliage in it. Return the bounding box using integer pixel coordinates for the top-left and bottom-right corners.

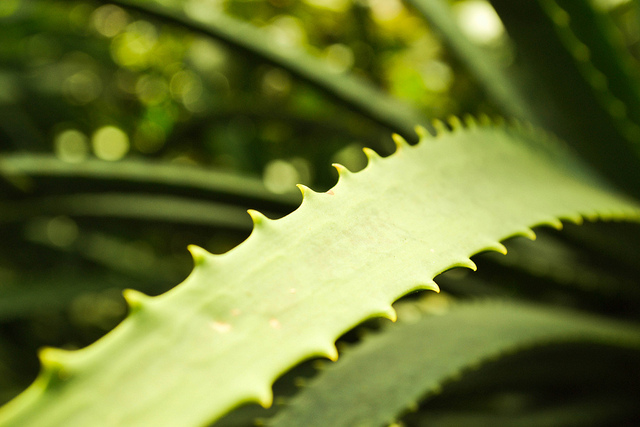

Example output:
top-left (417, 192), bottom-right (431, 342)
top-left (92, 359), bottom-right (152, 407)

top-left (1, 0), bottom-right (640, 425)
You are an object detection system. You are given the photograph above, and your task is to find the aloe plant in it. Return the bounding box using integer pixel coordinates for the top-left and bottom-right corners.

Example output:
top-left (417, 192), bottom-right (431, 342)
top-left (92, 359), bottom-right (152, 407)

top-left (1, 0), bottom-right (640, 426)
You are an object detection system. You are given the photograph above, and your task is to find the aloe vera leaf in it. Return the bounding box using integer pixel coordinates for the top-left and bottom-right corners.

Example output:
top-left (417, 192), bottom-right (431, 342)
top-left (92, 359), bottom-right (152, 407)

top-left (405, 0), bottom-right (537, 124)
top-left (270, 300), bottom-right (640, 426)
top-left (0, 193), bottom-right (253, 230)
top-left (1, 121), bottom-right (639, 426)
top-left (0, 270), bottom-right (139, 322)
top-left (24, 230), bottom-right (187, 282)
top-left (0, 154), bottom-right (299, 211)
top-left (490, 0), bottom-right (640, 197)
top-left (402, 342), bottom-right (640, 427)
top-left (479, 230), bottom-right (640, 297)
top-left (560, 220), bottom-right (640, 272)
top-left (403, 399), bottom-right (639, 427)
top-left (543, 0), bottom-right (640, 151)
top-left (0, 231), bottom-right (185, 320)
top-left (102, 0), bottom-right (429, 140)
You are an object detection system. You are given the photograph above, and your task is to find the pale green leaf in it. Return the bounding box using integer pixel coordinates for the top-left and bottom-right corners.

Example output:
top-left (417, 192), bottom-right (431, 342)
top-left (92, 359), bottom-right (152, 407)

top-left (0, 121), bottom-right (638, 426)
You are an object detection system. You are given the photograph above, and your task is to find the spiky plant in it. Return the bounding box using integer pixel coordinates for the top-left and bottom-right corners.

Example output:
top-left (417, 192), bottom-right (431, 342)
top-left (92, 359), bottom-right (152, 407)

top-left (0, 0), bottom-right (639, 426)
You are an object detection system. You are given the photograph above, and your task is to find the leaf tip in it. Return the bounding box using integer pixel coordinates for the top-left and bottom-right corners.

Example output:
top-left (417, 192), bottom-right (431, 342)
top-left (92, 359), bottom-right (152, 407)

top-left (458, 258), bottom-right (478, 271)
top-left (187, 244), bottom-right (210, 266)
top-left (247, 209), bottom-right (269, 227)
top-left (39, 347), bottom-right (70, 367)
top-left (362, 147), bottom-right (380, 163)
top-left (38, 347), bottom-right (74, 383)
top-left (332, 163), bottom-right (350, 178)
top-left (425, 280), bottom-right (440, 293)
top-left (432, 119), bottom-right (448, 135)
top-left (254, 387), bottom-right (274, 409)
top-left (123, 288), bottom-right (151, 312)
top-left (414, 125), bottom-right (429, 139)
top-left (408, 280), bottom-right (440, 294)
top-left (325, 344), bottom-right (339, 361)
top-left (316, 343), bottom-right (339, 362)
top-left (478, 113), bottom-right (492, 126)
top-left (517, 227), bottom-right (537, 240)
top-left (379, 305), bottom-right (398, 322)
top-left (541, 217), bottom-right (563, 230)
top-left (484, 241), bottom-right (508, 255)
top-left (563, 213), bottom-right (584, 225)
top-left (392, 133), bottom-right (408, 150)
top-left (447, 115), bottom-right (463, 130)
top-left (296, 183), bottom-right (317, 199)
top-left (463, 114), bottom-right (478, 128)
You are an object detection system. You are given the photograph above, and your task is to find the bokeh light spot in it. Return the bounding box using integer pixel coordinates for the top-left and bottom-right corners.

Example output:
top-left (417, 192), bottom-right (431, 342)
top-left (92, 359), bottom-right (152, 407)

top-left (290, 157), bottom-right (312, 185)
top-left (92, 126), bottom-right (130, 161)
top-left (92, 4), bottom-right (130, 38)
top-left (368, 0), bottom-right (404, 22)
top-left (63, 69), bottom-right (102, 104)
top-left (135, 74), bottom-right (168, 106)
top-left (188, 37), bottom-right (227, 73)
top-left (267, 15), bottom-right (307, 48)
top-left (170, 70), bottom-right (203, 109)
top-left (184, 0), bottom-right (224, 23)
top-left (111, 20), bottom-right (158, 70)
top-left (262, 67), bottom-right (291, 97)
top-left (303, 0), bottom-right (349, 12)
top-left (324, 44), bottom-right (354, 74)
top-left (420, 60), bottom-right (453, 92)
top-left (454, 0), bottom-right (505, 45)
top-left (55, 129), bottom-right (89, 163)
top-left (46, 216), bottom-right (79, 248)
top-left (263, 159), bottom-right (299, 194)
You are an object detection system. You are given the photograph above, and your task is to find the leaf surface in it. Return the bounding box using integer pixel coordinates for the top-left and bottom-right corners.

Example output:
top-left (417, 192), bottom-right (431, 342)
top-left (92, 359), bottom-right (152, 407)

top-left (0, 121), bottom-right (639, 426)
top-left (490, 0), bottom-right (640, 196)
top-left (0, 154), bottom-right (298, 211)
top-left (480, 229), bottom-right (640, 298)
top-left (0, 193), bottom-right (253, 229)
top-left (270, 300), bottom-right (640, 426)
top-left (544, 0), bottom-right (640, 151)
